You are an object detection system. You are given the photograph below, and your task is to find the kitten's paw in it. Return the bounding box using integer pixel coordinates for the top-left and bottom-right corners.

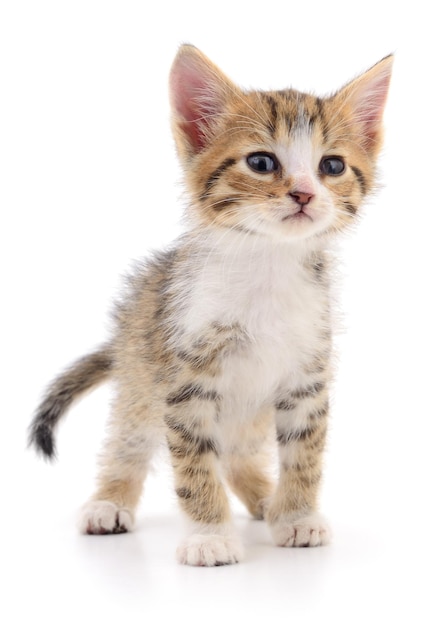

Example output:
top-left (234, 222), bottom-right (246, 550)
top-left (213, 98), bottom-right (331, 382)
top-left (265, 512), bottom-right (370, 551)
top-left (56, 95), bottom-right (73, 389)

top-left (78, 500), bottom-right (134, 535)
top-left (270, 512), bottom-right (331, 548)
top-left (176, 533), bottom-right (244, 566)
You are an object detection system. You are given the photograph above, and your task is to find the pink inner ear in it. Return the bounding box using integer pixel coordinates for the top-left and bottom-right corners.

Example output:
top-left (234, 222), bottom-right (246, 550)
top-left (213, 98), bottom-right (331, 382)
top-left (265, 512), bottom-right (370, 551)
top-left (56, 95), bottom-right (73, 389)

top-left (352, 62), bottom-right (392, 146)
top-left (170, 54), bottom-right (223, 153)
top-left (360, 82), bottom-right (389, 142)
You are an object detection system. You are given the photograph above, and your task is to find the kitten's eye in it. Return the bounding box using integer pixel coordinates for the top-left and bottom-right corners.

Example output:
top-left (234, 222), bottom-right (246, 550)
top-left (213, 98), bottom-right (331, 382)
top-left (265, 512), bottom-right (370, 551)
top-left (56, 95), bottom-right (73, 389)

top-left (247, 153), bottom-right (279, 174)
top-left (319, 156), bottom-right (345, 176)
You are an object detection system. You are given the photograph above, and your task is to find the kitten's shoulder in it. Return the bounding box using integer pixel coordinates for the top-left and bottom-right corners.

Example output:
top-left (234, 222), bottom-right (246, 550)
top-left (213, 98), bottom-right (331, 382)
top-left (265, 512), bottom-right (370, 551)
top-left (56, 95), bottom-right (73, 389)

top-left (112, 240), bottom-right (184, 324)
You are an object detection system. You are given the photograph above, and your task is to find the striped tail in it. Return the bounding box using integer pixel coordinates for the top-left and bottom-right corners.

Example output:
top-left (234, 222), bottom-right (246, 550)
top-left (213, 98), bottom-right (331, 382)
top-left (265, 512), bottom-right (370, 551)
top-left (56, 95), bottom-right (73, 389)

top-left (28, 347), bottom-right (113, 460)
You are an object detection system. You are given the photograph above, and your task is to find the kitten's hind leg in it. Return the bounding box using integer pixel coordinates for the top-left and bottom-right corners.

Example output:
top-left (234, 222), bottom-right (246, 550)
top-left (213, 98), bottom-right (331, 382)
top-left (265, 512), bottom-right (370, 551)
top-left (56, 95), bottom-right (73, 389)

top-left (79, 395), bottom-right (162, 535)
top-left (78, 471), bottom-right (146, 535)
top-left (79, 500), bottom-right (134, 535)
top-left (224, 409), bottom-right (276, 520)
top-left (225, 453), bottom-right (275, 520)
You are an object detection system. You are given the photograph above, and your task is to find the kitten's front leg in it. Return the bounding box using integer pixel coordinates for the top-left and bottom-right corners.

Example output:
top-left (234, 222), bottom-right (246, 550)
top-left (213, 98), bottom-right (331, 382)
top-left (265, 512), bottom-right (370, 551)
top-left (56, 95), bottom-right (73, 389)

top-left (267, 381), bottom-right (331, 548)
top-left (164, 380), bottom-right (243, 566)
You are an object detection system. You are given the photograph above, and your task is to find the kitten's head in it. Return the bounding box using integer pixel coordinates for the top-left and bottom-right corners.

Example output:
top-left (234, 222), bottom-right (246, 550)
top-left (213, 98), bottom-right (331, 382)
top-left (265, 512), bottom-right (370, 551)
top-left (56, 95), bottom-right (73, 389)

top-left (170, 45), bottom-right (392, 242)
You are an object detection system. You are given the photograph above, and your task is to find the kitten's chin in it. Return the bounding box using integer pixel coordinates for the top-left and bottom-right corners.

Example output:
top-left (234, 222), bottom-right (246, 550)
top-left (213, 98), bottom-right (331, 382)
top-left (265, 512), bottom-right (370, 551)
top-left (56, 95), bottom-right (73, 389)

top-left (256, 216), bottom-right (331, 243)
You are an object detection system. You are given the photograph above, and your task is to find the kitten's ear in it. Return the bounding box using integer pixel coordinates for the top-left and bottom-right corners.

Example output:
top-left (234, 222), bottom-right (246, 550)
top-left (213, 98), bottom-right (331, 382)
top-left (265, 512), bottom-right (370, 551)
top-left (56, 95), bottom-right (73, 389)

top-left (334, 55), bottom-right (393, 153)
top-left (169, 45), bottom-right (237, 159)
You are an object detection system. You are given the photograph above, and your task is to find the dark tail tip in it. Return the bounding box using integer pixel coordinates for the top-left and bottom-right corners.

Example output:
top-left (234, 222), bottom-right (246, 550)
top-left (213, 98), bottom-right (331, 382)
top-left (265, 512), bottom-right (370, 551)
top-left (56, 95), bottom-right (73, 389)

top-left (28, 346), bottom-right (112, 461)
top-left (28, 422), bottom-right (57, 460)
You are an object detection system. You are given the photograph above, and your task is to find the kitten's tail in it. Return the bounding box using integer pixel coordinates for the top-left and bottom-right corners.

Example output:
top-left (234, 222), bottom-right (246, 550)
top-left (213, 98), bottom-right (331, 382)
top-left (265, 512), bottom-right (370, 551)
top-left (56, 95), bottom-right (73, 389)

top-left (28, 346), bottom-right (113, 460)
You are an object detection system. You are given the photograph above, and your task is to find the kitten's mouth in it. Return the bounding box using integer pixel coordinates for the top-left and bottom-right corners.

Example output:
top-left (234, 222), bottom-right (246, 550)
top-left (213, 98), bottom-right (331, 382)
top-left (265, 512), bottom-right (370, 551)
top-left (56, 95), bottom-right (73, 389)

top-left (282, 208), bottom-right (313, 223)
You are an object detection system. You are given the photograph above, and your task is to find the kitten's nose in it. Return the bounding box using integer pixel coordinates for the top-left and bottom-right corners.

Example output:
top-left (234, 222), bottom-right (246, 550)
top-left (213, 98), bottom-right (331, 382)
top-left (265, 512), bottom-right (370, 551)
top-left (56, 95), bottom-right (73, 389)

top-left (289, 190), bottom-right (314, 206)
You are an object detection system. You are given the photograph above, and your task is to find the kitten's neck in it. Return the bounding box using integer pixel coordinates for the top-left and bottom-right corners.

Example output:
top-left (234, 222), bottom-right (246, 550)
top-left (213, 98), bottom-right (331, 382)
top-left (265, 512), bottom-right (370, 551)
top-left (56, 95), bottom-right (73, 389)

top-left (185, 224), bottom-right (328, 266)
top-left (173, 225), bottom-right (330, 345)
top-left (178, 226), bottom-right (330, 324)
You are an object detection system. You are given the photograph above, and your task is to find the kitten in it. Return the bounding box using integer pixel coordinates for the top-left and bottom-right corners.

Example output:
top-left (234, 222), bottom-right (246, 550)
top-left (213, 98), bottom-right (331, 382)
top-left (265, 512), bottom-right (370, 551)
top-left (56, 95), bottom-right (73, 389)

top-left (29, 45), bottom-right (392, 566)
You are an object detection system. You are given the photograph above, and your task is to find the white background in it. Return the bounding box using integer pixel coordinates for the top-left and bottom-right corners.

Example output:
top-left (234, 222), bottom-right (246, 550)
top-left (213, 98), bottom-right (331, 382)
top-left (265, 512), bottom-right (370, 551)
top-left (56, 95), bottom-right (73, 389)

top-left (1, 1), bottom-right (447, 624)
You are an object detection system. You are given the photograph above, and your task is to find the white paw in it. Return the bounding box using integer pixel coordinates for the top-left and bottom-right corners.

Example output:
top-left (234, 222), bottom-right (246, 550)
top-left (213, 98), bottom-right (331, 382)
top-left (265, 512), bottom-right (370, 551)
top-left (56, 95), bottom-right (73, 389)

top-left (270, 512), bottom-right (331, 547)
top-left (78, 500), bottom-right (134, 535)
top-left (176, 533), bottom-right (244, 566)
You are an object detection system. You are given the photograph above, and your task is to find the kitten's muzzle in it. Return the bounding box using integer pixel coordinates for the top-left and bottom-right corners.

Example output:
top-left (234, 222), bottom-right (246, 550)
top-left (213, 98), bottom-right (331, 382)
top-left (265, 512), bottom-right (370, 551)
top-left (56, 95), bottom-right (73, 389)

top-left (282, 190), bottom-right (315, 222)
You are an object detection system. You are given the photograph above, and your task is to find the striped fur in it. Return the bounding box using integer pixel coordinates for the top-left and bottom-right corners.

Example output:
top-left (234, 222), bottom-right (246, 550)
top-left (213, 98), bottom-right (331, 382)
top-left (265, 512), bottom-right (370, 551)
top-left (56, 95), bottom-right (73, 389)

top-left (29, 45), bottom-right (392, 566)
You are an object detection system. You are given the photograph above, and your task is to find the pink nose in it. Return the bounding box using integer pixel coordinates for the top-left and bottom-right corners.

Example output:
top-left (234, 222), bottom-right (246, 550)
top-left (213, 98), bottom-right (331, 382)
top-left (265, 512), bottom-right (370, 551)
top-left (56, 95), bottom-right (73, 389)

top-left (289, 190), bottom-right (314, 205)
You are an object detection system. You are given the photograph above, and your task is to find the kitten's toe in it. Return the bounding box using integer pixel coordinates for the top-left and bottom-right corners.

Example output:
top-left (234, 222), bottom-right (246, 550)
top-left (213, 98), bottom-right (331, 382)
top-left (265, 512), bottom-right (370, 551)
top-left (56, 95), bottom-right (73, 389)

top-left (176, 533), bottom-right (244, 566)
top-left (78, 500), bottom-right (134, 535)
top-left (270, 512), bottom-right (331, 547)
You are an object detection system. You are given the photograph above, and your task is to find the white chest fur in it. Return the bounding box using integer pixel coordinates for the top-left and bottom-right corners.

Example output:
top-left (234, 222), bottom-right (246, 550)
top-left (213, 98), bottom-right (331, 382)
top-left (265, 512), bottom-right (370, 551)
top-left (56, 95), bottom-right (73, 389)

top-left (173, 233), bottom-right (330, 418)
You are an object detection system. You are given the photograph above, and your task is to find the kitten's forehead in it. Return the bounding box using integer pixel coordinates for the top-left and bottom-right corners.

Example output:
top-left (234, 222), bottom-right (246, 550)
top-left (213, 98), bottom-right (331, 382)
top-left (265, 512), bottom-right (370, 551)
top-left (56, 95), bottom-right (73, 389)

top-left (253, 89), bottom-right (326, 138)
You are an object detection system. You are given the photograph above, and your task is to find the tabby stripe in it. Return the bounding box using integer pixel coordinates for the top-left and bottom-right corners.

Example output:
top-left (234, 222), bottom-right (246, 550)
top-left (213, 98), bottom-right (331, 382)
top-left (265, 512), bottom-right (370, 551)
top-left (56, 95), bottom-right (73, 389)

top-left (307, 98), bottom-right (321, 128)
top-left (166, 383), bottom-right (219, 405)
top-left (284, 457), bottom-right (320, 473)
top-left (292, 381), bottom-right (325, 399)
top-left (174, 486), bottom-right (227, 524)
top-left (311, 258), bottom-right (326, 281)
top-left (351, 165), bottom-right (367, 195)
top-left (305, 351), bottom-right (330, 375)
top-left (175, 324), bottom-right (240, 370)
top-left (276, 404), bottom-right (328, 445)
top-left (262, 94), bottom-right (278, 135)
top-left (308, 402), bottom-right (329, 421)
top-left (279, 89), bottom-right (303, 133)
top-left (210, 198), bottom-right (239, 212)
top-left (284, 110), bottom-right (296, 134)
top-left (176, 349), bottom-right (214, 371)
top-left (276, 423), bottom-right (326, 446)
top-left (176, 487), bottom-right (193, 500)
top-left (275, 399), bottom-right (297, 412)
top-left (275, 382), bottom-right (326, 410)
top-left (343, 201), bottom-right (358, 215)
top-left (315, 98), bottom-right (330, 142)
top-left (201, 158), bottom-right (236, 199)
top-left (181, 466), bottom-right (211, 478)
top-left (165, 415), bottom-right (218, 455)
top-left (277, 427), bottom-right (312, 445)
top-left (167, 438), bottom-right (217, 457)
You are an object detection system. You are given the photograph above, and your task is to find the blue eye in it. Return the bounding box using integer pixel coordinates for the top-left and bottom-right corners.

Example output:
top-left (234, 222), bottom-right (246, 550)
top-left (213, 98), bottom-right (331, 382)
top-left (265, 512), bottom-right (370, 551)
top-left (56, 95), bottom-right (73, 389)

top-left (319, 156), bottom-right (345, 176)
top-left (247, 153), bottom-right (279, 173)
